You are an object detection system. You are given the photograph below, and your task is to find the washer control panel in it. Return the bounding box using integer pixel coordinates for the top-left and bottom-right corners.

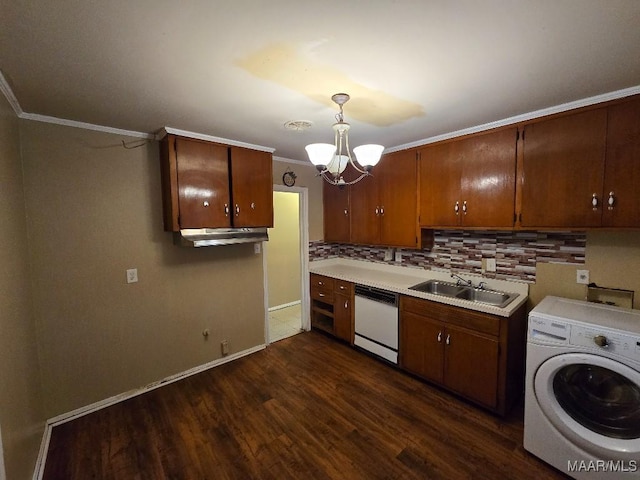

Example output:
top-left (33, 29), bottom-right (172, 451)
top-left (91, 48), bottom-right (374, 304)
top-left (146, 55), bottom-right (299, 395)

top-left (570, 324), bottom-right (640, 362)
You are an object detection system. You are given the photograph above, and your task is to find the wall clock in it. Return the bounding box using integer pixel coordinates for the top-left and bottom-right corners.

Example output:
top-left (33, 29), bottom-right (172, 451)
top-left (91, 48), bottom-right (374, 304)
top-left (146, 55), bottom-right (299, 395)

top-left (282, 169), bottom-right (297, 187)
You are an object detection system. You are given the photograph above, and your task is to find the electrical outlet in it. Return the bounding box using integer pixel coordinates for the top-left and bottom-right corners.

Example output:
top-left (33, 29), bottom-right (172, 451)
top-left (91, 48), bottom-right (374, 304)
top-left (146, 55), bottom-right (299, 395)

top-left (395, 251), bottom-right (402, 263)
top-left (485, 258), bottom-right (497, 272)
top-left (576, 269), bottom-right (590, 285)
top-left (221, 340), bottom-right (229, 356)
top-left (126, 268), bottom-right (138, 284)
top-left (384, 248), bottom-right (394, 261)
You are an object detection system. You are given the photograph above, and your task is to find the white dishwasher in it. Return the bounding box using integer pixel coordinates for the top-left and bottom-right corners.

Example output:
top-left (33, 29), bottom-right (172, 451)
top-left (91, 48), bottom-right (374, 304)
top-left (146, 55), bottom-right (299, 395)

top-left (354, 284), bottom-right (399, 364)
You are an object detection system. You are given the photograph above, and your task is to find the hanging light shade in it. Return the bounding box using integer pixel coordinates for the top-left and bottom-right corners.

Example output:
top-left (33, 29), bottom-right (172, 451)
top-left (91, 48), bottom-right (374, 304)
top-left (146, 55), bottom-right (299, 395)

top-left (305, 93), bottom-right (384, 186)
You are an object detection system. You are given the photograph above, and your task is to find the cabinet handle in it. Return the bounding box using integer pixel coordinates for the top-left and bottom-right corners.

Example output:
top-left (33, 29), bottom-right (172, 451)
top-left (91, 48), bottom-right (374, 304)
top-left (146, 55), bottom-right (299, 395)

top-left (339, 285), bottom-right (346, 290)
top-left (251, 202), bottom-right (256, 210)
top-left (437, 331), bottom-right (442, 343)
top-left (235, 204), bottom-right (240, 216)
top-left (608, 191), bottom-right (615, 210)
top-left (454, 201), bottom-right (459, 215)
top-left (318, 281), bottom-right (324, 286)
top-left (375, 207), bottom-right (380, 216)
top-left (224, 203), bottom-right (229, 216)
top-left (591, 193), bottom-right (599, 211)
top-left (380, 206), bottom-right (385, 216)
top-left (445, 334), bottom-right (451, 345)
top-left (344, 300), bottom-right (349, 309)
top-left (318, 293), bottom-right (325, 297)
top-left (462, 200), bottom-right (467, 215)
top-left (203, 201), bottom-right (209, 207)
top-left (344, 209), bottom-right (348, 216)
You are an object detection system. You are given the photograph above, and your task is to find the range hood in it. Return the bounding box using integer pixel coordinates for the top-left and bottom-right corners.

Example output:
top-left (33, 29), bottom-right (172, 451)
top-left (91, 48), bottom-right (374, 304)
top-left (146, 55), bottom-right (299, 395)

top-left (174, 228), bottom-right (268, 247)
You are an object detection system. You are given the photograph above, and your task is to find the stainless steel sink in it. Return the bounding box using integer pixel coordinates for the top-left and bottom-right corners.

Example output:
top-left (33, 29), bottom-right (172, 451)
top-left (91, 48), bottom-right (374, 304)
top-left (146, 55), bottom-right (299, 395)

top-left (409, 280), bottom-right (518, 308)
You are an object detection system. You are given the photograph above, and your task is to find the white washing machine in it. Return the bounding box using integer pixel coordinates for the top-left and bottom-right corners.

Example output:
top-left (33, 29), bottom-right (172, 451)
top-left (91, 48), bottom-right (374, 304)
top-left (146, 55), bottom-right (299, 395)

top-left (524, 296), bottom-right (640, 479)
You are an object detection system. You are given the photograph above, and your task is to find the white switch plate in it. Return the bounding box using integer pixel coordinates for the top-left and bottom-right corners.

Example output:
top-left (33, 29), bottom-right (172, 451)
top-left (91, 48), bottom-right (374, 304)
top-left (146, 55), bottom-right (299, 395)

top-left (254, 243), bottom-right (261, 254)
top-left (395, 251), bottom-right (402, 263)
top-left (485, 258), bottom-right (497, 272)
top-left (576, 269), bottom-right (590, 284)
top-left (126, 268), bottom-right (138, 284)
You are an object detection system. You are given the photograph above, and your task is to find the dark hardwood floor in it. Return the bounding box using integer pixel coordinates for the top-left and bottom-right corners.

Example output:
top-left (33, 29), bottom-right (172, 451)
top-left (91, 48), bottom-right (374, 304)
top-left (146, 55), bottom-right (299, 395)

top-left (43, 331), bottom-right (568, 479)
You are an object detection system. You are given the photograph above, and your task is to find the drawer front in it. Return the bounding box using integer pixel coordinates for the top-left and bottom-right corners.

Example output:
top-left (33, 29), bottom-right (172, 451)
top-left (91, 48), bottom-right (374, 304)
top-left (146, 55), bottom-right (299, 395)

top-left (334, 279), bottom-right (353, 294)
top-left (311, 285), bottom-right (334, 303)
top-left (311, 273), bottom-right (335, 290)
top-left (400, 295), bottom-right (500, 336)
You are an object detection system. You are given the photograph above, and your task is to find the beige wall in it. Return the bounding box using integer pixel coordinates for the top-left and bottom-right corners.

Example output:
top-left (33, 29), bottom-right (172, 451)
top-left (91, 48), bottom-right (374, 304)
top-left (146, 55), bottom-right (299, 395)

top-left (20, 121), bottom-right (266, 418)
top-left (528, 231), bottom-right (640, 309)
top-left (272, 159), bottom-right (323, 241)
top-left (0, 98), bottom-right (45, 478)
top-left (267, 191), bottom-right (301, 308)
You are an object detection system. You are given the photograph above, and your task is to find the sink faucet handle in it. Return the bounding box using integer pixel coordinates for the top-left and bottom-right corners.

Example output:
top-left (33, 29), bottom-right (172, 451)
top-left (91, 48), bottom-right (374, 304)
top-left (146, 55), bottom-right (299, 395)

top-left (478, 281), bottom-right (488, 290)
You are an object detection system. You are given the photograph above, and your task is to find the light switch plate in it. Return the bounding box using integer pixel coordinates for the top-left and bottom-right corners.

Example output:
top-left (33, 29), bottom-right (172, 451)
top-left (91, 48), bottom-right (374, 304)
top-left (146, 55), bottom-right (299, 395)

top-left (485, 258), bottom-right (497, 272)
top-left (254, 243), bottom-right (261, 254)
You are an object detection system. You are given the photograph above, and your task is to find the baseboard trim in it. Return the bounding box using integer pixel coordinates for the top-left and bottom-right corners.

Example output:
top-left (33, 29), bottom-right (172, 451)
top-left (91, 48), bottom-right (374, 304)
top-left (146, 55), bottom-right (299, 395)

top-left (32, 343), bottom-right (267, 480)
top-left (268, 300), bottom-right (302, 312)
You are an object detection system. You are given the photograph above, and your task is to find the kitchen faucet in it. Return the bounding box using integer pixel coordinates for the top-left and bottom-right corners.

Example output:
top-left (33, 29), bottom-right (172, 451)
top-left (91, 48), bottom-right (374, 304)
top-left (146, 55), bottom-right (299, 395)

top-left (451, 273), bottom-right (473, 287)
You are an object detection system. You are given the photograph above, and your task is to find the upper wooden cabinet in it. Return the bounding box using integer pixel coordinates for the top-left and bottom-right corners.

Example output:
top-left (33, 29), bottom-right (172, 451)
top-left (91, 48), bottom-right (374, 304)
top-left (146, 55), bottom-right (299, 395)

top-left (602, 97), bottom-right (640, 227)
top-left (160, 134), bottom-right (273, 231)
top-left (350, 150), bottom-right (418, 247)
top-left (419, 128), bottom-right (517, 229)
top-left (519, 108), bottom-right (607, 228)
top-left (323, 181), bottom-right (350, 243)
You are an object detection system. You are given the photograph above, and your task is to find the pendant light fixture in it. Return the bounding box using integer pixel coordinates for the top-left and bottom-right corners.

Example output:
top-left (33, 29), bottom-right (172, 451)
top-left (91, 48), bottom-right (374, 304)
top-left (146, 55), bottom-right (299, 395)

top-left (305, 93), bottom-right (384, 186)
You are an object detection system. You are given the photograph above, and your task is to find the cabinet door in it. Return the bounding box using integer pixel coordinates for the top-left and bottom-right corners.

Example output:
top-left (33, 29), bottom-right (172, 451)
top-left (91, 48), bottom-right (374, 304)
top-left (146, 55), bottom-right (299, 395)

top-left (230, 147), bottom-right (273, 227)
top-left (520, 109), bottom-right (607, 227)
top-left (603, 98), bottom-right (640, 227)
top-left (460, 128), bottom-right (517, 227)
top-left (333, 292), bottom-right (353, 342)
top-left (323, 181), bottom-right (350, 242)
top-left (349, 173), bottom-right (380, 245)
top-left (400, 311), bottom-right (444, 383)
top-left (175, 137), bottom-right (231, 228)
top-left (443, 326), bottom-right (499, 409)
top-left (378, 151), bottom-right (418, 247)
top-left (419, 141), bottom-right (462, 227)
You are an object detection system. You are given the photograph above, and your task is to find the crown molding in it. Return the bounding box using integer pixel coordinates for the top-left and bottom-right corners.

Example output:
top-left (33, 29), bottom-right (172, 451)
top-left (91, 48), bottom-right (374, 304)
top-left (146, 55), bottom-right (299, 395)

top-left (20, 112), bottom-right (155, 139)
top-left (273, 155), bottom-right (311, 166)
top-left (386, 85), bottom-right (640, 153)
top-left (158, 127), bottom-right (275, 153)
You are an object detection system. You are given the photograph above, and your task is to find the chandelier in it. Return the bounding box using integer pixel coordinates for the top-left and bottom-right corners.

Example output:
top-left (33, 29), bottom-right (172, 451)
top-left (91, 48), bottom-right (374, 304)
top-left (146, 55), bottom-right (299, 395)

top-left (305, 93), bottom-right (384, 186)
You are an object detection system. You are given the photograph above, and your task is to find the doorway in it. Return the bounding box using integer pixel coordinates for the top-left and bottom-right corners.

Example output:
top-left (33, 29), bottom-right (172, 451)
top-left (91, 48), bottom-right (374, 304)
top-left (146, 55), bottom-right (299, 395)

top-left (265, 186), bottom-right (309, 343)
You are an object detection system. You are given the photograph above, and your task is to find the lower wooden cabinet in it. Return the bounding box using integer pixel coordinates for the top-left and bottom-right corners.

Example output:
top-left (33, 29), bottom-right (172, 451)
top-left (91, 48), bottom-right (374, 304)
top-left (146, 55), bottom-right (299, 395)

top-left (310, 274), bottom-right (353, 343)
top-left (399, 295), bottom-right (525, 416)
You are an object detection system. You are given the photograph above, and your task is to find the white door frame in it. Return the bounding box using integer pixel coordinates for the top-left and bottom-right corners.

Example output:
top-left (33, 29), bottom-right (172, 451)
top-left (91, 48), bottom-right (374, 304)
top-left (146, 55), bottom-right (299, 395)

top-left (264, 185), bottom-right (310, 344)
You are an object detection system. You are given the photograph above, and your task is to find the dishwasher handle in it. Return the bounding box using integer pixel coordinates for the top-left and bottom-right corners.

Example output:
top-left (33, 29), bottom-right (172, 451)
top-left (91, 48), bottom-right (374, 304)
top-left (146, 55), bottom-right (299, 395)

top-left (354, 284), bottom-right (398, 306)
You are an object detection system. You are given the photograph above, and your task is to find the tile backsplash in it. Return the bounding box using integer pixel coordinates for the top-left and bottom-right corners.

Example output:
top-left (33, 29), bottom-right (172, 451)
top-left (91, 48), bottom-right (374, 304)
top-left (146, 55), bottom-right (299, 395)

top-left (309, 230), bottom-right (586, 283)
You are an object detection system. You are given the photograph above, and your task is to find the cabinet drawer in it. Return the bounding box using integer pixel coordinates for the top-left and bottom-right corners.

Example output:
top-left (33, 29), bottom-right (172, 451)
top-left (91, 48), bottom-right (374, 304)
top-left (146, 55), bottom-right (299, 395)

top-left (334, 279), bottom-right (353, 294)
top-left (400, 295), bottom-right (500, 336)
top-left (311, 286), bottom-right (334, 303)
top-left (311, 274), bottom-right (335, 290)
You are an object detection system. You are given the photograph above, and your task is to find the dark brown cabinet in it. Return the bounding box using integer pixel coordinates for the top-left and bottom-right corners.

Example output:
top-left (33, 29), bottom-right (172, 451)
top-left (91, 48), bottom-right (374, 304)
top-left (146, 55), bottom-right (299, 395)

top-left (310, 274), bottom-right (353, 343)
top-left (519, 108), bottom-right (607, 228)
top-left (323, 181), bottom-right (351, 243)
top-left (602, 97), bottom-right (640, 227)
top-left (399, 295), bottom-right (525, 415)
top-left (419, 128), bottom-right (517, 228)
top-left (349, 150), bottom-right (418, 247)
top-left (160, 134), bottom-right (273, 231)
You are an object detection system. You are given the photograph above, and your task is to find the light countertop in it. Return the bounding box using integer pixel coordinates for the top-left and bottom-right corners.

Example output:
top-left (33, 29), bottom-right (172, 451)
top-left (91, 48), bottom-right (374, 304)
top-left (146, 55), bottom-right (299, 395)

top-left (309, 258), bottom-right (529, 317)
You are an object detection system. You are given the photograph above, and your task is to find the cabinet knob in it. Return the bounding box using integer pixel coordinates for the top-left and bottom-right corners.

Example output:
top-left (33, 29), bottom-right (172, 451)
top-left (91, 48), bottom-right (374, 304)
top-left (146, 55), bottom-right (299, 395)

top-left (445, 334), bottom-right (451, 345)
top-left (251, 202), bottom-right (256, 210)
top-left (608, 192), bottom-right (615, 211)
top-left (203, 201), bottom-right (209, 207)
top-left (344, 209), bottom-right (348, 216)
top-left (592, 193), bottom-right (599, 211)
top-left (375, 207), bottom-right (380, 216)
top-left (224, 204), bottom-right (229, 216)
top-left (380, 206), bottom-right (385, 216)
top-left (235, 204), bottom-right (240, 216)
top-left (318, 293), bottom-right (325, 298)
top-left (454, 201), bottom-right (459, 215)
top-left (462, 200), bottom-right (467, 215)
top-left (344, 300), bottom-right (349, 309)
top-left (437, 331), bottom-right (442, 343)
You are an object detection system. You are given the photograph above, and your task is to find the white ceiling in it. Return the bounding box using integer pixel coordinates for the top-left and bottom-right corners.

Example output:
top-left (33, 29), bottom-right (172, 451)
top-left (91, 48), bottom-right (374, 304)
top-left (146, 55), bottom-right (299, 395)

top-left (2, 0), bottom-right (640, 160)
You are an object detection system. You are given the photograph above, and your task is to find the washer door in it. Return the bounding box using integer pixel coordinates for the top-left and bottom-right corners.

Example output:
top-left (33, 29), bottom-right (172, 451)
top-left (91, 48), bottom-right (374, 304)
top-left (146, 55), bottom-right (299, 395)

top-left (535, 353), bottom-right (640, 459)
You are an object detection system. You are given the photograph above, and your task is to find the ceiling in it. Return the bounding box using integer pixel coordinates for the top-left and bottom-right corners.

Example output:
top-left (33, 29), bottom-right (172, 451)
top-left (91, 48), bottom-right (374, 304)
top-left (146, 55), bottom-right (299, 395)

top-left (2, 0), bottom-right (640, 161)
